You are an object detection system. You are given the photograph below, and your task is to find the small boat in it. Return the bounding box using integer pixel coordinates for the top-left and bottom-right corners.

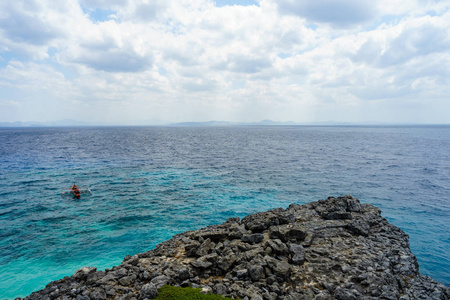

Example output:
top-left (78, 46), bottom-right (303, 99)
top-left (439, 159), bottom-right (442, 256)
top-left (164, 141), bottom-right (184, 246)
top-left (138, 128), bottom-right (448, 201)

top-left (62, 185), bottom-right (92, 198)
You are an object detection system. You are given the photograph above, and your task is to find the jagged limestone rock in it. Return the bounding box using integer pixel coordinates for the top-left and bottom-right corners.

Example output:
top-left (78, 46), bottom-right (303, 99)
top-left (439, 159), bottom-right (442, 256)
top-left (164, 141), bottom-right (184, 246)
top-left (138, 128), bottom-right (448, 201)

top-left (20, 196), bottom-right (449, 300)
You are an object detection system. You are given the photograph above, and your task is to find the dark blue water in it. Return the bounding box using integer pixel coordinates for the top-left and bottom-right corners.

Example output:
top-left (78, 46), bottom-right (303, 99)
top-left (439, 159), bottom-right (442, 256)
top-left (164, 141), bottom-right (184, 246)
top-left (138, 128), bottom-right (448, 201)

top-left (0, 126), bottom-right (449, 298)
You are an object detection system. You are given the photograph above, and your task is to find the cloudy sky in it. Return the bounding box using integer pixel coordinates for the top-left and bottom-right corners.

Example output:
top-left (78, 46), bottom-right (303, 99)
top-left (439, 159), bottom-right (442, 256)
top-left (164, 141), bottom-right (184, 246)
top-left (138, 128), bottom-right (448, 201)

top-left (0, 0), bottom-right (449, 124)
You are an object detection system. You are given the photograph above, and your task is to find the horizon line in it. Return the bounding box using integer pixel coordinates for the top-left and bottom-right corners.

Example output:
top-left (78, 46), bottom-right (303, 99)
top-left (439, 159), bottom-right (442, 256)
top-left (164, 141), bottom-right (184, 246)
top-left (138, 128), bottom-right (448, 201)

top-left (1, 120), bottom-right (450, 128)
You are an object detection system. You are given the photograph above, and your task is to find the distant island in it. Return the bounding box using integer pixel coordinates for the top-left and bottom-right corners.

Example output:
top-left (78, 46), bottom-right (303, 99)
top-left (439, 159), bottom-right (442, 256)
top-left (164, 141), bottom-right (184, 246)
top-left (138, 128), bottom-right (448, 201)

top-left (21, 196), bottom-right (449, 299)
top-left (172, 120), bottom-right (299, 126)
top-left (1, 119), bottom-right (444, 128)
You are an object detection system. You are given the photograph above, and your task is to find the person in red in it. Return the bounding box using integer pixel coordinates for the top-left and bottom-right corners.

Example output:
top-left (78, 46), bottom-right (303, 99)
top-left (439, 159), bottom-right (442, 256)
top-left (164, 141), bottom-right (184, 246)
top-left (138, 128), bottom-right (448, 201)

top-left (72, 184), bottom-right (81, 198)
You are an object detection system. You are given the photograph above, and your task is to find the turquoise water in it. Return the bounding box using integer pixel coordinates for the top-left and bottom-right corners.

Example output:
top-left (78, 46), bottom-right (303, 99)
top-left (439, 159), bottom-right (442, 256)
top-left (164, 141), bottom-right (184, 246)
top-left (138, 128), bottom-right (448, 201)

top-left (0, 126), bottom-right (449, 298)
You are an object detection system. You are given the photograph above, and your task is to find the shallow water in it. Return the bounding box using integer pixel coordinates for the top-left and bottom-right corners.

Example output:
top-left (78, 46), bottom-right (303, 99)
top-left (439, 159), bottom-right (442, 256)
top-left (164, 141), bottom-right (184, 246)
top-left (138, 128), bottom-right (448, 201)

top-left (0, 126), bottom-right (449, 298)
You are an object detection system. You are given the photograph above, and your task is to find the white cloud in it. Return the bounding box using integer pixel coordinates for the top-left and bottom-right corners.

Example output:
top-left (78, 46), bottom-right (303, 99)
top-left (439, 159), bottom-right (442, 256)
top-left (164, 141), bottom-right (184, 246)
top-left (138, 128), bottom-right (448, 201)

top-left (378, 16), bottom-right (450, 66)
top-left (0, 61), bottom-right (70, 93)
top-left (59, 20), bottom-right (155, 72)
top-left (0, 3), bottom-right (62, 46)
top-left (120, 0), bottom-right (170, 22)
top-left (0, 0), bottom-right (82, 60)
top-left (226, 54), bottom-right (272, 73)
top-left (0, 0), bottom-right (449, 123)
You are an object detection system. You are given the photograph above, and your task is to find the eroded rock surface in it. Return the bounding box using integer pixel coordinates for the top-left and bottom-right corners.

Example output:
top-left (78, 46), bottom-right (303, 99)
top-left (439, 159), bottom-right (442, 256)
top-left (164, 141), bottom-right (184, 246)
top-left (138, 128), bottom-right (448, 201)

top-left (21, 196), bottom-right (449, 300)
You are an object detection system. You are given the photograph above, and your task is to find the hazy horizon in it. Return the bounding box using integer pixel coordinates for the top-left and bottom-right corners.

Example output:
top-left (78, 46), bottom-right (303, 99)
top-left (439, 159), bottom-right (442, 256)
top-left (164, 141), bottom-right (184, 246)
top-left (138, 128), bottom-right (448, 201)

top-left (1, 118), bottom-right (450, 127)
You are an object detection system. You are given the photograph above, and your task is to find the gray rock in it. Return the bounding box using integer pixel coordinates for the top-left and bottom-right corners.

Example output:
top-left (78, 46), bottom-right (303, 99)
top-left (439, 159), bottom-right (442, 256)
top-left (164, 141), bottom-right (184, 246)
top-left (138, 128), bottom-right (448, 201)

top-left (196, 238), bottom-right (214, 257)
top-left (191, 256), bottom-right (214, 269)
top-left (191, 259), bottom-right (213, 269)
top-left (185, 241), bottom-right (201, 257)
top-left (105, 285), bottom-right (116, 296)
top-left (97, 273), bottom-right (117, 285)
top-left (141, 283), bottom-right (158, 299)
top-left (266, 239), bottom-right (288, 255)
top-left (242, 233), bottom-right (264, 244)
top-left (86, 271), bottom-right (105, 285)
top-left (90, 288), bottom-right (106, 300)
top-left (119, 275), bottom-right (136, 286)
top-left (177, 267), bottom-right (190, 281)
top-left (72, 267), bottom-right (97, 280)
top-left (141, 270), bottom-right (150, 281)
top-left (345, 196), bottom-right (361, 212)
top-left (123, 255), bottom-right (139, 266)
top-left (236, 269), bottom-right (248, 279)
top-left (288, 243), bottom-right (305, 265)
top-left (269, 225), bottom-right (306, 242)
top-left (217, 249), bottom-right (237, 271)
top-left (116, 268), bottom-right (128, 278)
top-left (248, 264), bottom-right (265, 281)
top-left (346, 219), bottom-right (370, 236)
top-left (322, 211), bottom-right (353, 220)
top-left (315, 196), bottom-right (359, 220)
top-left (229, 224), bottom-right (246, 239)
top-left (213, 283), bottom-right (227, 295)
top-left (266, 257), bottom-right (290, 280)
top-left (197, 229), bottom-right (230, 242)
top-left (241, 209), bottom-right (293, 233)
top-left (150, 275), bottom-right (170, 289)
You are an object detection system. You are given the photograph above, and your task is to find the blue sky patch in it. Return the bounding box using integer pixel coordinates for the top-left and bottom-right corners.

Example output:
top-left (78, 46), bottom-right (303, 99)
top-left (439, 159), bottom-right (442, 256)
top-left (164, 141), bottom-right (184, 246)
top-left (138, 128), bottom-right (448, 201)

top-left (277, 53), bottom-right (290, 59)
top-left (0, 52), bottom-right (17, 68)
top-left (215, 0), bottom-right (259, 7)
top-left (85, 8), bottom-right (116, 22)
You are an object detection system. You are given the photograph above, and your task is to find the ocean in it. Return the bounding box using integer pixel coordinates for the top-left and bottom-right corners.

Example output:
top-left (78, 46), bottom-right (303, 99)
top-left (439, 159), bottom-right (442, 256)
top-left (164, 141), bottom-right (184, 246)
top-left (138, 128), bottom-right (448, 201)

top-left (0, 126), bottom-right (449, 298)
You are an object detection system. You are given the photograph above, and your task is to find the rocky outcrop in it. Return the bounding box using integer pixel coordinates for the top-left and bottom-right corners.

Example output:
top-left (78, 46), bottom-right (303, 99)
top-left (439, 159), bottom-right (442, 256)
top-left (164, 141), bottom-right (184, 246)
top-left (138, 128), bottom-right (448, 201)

top-left (21, 196), bottom-right (449, 300)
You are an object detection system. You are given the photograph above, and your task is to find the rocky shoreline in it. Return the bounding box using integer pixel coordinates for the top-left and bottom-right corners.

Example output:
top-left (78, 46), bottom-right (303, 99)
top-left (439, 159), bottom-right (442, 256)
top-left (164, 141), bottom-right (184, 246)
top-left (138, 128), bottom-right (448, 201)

top-left (21, 196), bottom-right (449, 300)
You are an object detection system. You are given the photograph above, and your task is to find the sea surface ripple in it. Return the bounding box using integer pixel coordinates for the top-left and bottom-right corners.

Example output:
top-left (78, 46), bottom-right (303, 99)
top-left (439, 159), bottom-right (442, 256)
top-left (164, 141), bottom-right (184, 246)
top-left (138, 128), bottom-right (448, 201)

top-left (0, 126), bottom-right (449, 298)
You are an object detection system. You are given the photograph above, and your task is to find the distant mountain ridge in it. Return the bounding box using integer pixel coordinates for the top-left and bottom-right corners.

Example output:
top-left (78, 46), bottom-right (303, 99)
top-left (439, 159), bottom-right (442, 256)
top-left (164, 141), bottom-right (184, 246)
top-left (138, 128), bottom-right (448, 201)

top-left (0, 119), bottom-right (301, 127)
top-left (156, 120), bottom-right (359, 126)
top-left (0, 120), bottom-right (90, 127)
top-left (1, 120), bottom-right (445, 127)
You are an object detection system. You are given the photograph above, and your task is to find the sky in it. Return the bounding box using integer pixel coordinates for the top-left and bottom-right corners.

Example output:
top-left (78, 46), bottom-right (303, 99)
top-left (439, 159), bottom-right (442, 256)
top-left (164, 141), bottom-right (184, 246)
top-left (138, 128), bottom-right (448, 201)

top-left (0, 0), bottom-right (449, 125)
